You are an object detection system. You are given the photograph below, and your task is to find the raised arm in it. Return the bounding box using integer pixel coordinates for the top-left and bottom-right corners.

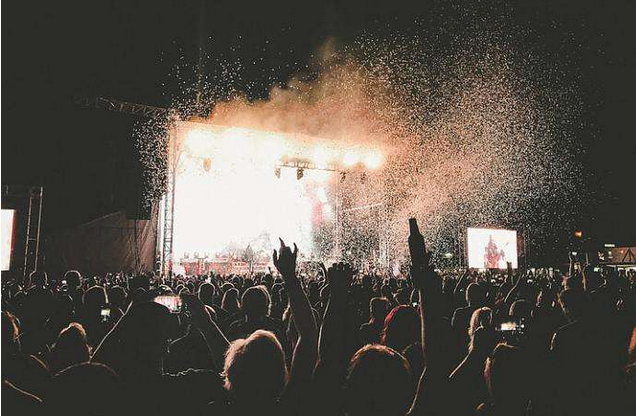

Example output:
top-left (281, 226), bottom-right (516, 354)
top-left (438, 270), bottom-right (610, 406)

top-left (568, 252), bottom-right (576, 282)
top-left (504, 271), bottom-right (526, 307)
top-left (408, 219), bottom-right (446, 416)
top-left (181, 294), bottom-right (230, 370)
top-left (273, 239), bottom-right (318, 390)
top-left (313, 263), bottom-right (354, 401)
top-left (453, 269), bottom-right (470, 300)
top-left (91, 314), bottom-right (125, 368)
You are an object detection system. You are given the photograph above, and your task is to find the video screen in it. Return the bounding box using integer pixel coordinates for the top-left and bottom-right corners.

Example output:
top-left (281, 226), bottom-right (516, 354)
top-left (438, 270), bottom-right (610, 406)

top-left (2, 209), bottom-right (16, 271)
top-left (467, 227), bottom-right (518, 269)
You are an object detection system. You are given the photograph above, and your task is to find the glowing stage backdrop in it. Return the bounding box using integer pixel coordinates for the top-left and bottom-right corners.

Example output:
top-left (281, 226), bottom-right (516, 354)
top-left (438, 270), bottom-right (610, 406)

top-left (167, 122), bottom-right (383, 272)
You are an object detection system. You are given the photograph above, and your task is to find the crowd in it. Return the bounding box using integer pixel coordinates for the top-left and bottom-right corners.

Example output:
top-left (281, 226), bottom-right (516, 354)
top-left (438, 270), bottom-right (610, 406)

top-left (2, 225), bottom-right (636, 416)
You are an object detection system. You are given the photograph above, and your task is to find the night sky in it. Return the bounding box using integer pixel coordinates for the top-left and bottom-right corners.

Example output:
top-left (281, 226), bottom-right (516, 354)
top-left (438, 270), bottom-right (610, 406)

top-left (3, 0), bottom-right (635, 247)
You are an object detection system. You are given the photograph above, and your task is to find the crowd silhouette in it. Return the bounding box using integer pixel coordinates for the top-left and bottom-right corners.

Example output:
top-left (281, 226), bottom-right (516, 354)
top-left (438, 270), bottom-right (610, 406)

top-left (2, 222), bottom-right (636, 416)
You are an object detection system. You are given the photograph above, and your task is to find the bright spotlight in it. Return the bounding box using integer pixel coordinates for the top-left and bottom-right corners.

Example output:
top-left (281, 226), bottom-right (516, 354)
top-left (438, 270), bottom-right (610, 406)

top-left (296, 168), bottom-right (304, 180)
top-left (363, 151), bottom-right (383, 170)
top-left (343, 151), bottom-right (359, 167)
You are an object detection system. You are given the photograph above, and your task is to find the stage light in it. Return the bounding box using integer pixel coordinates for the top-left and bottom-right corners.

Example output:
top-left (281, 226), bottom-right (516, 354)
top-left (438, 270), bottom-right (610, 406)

top-left (343, 150), bottom-right (359, 167)
top-left (297, 168), bottom-right (304, 180)
top-left (363, 151), bottom-right (383, 170)
top-left (274, 167), bottom-right (281, 178)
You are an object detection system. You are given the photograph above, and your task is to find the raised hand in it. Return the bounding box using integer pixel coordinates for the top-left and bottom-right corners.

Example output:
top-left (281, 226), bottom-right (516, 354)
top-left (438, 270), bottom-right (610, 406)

top-left (181, 293), bottom-right (212, 330)
top-left (408, 218), bottom-right (437, 291)
top-left (408, 218), bottom-right (431, 270)
top-left (273, 238), bottom-right (299, 280)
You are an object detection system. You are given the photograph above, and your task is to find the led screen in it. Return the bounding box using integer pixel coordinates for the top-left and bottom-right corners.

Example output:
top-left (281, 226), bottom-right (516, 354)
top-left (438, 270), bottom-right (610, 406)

top-left (467, 227), bottom-right (518, 269)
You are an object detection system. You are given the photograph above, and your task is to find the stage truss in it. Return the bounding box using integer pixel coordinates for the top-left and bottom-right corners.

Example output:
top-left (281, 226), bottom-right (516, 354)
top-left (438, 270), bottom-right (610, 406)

top-left (1, 185), bottom-right (44, 281)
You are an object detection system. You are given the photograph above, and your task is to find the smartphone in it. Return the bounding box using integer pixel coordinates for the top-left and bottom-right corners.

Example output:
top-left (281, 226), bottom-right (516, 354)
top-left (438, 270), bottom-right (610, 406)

top-left (101, 308), bottom-right (111, 323)
top-left (154, 294), bottom-right (182, 314)
top-left (497, 320), bottom-right (526, 334)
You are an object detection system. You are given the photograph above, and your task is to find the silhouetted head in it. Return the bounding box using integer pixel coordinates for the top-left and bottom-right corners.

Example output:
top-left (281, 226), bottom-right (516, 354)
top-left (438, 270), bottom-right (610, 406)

top-left (64, 270), bottom-right (82, 289)
top-left (396, 288), bottom-right (411, 305)
top-left (536, 288), bottom-right (555, 309)
top-left (52, 323), bottom-right (91, 372)
top-left (558, 289), bottom-right (588, 322)
top-left (345, 344), bottom-right (414, 416)
top-left (485, 343), bottom-right (531, 407)
top-left (470, 326), bottom-right (497, 356)
top-left (509, 300), bottom-right (532, 321)
top-left (382, 305), bottom-right (420, 353)
top-left (221, 282), bottom-right (234, 294)
top-left (48, 363), bottom-right (121, 416)
top-left (369, 297), bottom-right (390, 324)
top-left (30, 270), bottom-right (48, 287)
top-left (107, 286), bottom-right (127, 310)
top-left (241, 285), bottom-right (270, 320)
top-left (198, 282), bottom-right (215, 305)
top-left (466, 283), bottom-right (486, 307)
top-left (223, 329), bottom-right (287, 401)
top-left (222, 288), bottom-right (240, 312)
top-left (83, 286), bottom-right (107, 311)
top-left (469, 307), bottom-right (493, 340)
top-left (117, 301), bottom-right (172, 375)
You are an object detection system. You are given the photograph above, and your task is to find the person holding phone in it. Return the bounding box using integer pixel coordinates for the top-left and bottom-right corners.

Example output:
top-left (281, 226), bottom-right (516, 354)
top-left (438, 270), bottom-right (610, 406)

top-left (90, 292), bottom-right (230, 416)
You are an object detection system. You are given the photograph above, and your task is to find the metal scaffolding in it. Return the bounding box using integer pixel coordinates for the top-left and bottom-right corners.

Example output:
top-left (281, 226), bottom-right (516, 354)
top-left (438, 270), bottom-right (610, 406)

top-left (2, 185), bottom-right (44, 281)
top-left (74, 97), bottom-right (171, 119)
